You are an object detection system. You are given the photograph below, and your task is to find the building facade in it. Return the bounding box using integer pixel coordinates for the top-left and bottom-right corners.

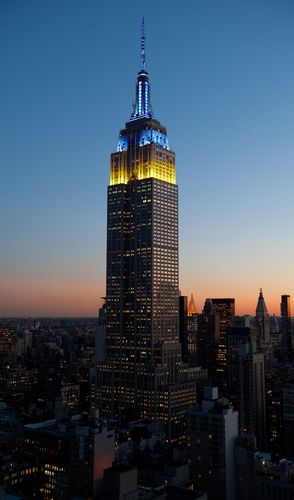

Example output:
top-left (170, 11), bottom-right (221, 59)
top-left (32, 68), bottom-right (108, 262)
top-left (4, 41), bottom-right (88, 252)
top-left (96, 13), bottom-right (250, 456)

top-left (98, 21), bottom-right (198, 441)
top-left (188, 387), bottom-right (238, 500)
top-left (210, 298), bottom-right (235, 380)
top-left (280, 294), bottom-right (292, 358)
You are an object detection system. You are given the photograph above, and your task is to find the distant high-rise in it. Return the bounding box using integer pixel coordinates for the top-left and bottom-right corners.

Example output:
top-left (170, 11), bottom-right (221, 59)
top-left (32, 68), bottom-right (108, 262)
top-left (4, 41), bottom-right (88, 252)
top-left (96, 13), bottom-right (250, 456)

top-left (210, 298), bottom-right (235, 379)
top-left (280, 294), bottom-right (292, 358)
top-left (255, 288), bottom-right (270, 346)
top-left (98, 20), bottom-right (198, 441)
top-left (197, 299), bottom-right (220, 375)
top-left (179, 295), bottom-right (188, 363)
top-left (238, 342), bottom-right (266, 449)
top-left (226, 326), bottom-right (254, 398)
top-left (95, 299), bottom-right (106, 364)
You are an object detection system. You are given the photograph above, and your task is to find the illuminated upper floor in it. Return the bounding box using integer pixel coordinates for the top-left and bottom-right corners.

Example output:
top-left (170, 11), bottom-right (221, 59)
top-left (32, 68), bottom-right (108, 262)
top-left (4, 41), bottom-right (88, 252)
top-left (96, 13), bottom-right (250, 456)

top-left (110, 19), bottom-right (175, 186)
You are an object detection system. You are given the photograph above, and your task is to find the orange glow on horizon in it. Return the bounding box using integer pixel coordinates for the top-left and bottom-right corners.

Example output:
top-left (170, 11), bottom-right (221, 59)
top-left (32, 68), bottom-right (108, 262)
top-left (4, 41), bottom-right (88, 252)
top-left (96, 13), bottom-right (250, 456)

top-left (0, 277), bottom-right (105, 317)
top-left (0, 274), bottom-right (288, 317)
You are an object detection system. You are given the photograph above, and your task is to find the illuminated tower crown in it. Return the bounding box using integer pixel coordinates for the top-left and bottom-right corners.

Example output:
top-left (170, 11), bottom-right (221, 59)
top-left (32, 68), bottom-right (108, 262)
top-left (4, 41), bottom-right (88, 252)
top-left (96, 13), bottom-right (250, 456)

top-left (110, 18), bottom-right (175, 186)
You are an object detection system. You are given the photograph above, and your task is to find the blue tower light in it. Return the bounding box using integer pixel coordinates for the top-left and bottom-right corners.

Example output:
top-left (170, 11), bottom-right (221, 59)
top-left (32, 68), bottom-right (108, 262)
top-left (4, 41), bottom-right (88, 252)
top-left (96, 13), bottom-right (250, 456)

top-left (130, 18), bottom-right (153, 120)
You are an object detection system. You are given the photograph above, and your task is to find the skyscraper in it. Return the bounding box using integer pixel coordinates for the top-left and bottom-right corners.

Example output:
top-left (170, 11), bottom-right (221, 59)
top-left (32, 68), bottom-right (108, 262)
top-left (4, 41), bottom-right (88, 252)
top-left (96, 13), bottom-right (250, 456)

top-left (238, 342), bottom-right (266, 449)
top-left (255, 288), bottom-right (270, 346)
top-left (98, 20), bottom-right (198, 441)
top-left (189, 387), bottom-right (238, 500)
top-left (179, 295), bottom-right (188, 363)
top-left (280, 294), bottom-right (292, 358)
top-left (210, 298), bottom-right (235, 382)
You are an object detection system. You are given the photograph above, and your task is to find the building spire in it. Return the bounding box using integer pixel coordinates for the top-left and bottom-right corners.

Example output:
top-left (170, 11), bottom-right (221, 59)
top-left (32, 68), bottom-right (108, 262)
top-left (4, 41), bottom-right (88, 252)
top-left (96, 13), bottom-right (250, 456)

top-left (188, 293), bottom-right (196, 316)
top-left (256, 288), bottom-right (269, 316)
top-left (130, 17), bottom-right (153, 121)
top-left (141, 16), bottom-right (146, 71)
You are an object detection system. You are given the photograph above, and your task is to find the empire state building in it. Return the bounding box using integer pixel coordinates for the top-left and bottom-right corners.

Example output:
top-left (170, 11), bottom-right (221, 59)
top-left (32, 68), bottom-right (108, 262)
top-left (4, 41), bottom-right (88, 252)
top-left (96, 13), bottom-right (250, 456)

top-left (98, 20), bottom-right (198, 441)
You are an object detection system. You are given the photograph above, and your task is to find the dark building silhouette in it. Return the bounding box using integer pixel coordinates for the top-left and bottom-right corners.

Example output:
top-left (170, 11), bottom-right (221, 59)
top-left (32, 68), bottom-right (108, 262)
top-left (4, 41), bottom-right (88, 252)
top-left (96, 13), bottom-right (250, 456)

top-left (95, 299), bottom-right (106, 363)
top-left (188, 387), bottom-right (238, 500)
top-left (267, 392), bottom-right (283, 457)
top-left (238, 342), bottom-right (266, 449)
top-left (280, 294), bottom-right (292, 359)
top-left (255, 288), bottom-right (270, 347)
top-left (179, 295), bottom-right (188, 363)
top-left (197, 299), bottom-right (219, 376)
top-left (210, 298), bottom-right (235, 379)
top-left (226, 327), bottom-right (266, 449)
top-left (282, 380), bottom-right (294, 458)
top-left (187, 293), bottom-right (198, 367)
top-left (226, 326), bottom-right (254, 398)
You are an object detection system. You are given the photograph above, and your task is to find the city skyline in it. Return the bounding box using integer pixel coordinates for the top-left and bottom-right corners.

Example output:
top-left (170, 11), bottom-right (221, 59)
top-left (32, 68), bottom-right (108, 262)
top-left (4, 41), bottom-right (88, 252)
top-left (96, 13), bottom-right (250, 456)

top-left (1, 0), bottom-right (294, 317)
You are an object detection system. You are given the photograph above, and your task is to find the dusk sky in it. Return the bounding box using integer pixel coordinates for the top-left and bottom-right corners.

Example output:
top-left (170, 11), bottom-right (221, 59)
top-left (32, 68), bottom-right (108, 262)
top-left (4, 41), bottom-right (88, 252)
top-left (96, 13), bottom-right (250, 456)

top-left (1, 0), bottom-right (294, 317)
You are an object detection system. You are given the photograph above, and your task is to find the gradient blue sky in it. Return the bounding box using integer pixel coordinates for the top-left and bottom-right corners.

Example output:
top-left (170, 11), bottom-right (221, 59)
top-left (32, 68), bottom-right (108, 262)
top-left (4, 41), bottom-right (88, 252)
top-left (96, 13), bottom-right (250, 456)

top-left (1, 0), bottom-right (294, 316)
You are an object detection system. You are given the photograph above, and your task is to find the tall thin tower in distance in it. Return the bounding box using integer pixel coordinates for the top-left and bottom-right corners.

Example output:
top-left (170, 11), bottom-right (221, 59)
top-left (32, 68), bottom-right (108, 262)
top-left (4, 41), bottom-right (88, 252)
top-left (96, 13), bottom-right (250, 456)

top-left (98, 20), bottom-right (198, 441)
top-left (280, 294), bottom-right (292, 358)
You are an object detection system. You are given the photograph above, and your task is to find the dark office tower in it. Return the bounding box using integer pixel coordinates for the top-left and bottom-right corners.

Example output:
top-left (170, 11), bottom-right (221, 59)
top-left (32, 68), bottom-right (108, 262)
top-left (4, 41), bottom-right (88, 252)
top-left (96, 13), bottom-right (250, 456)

top-left (189, 387), bottom-right (238, 500)
top-left (179, 295), bottom-right (188, 362)
top-left (238, 342), bottom-right (266, 449)
top-left (186, 293), bottom-right (198, 367)
top-left (98, 21), bottom-right (198, 441)
top-left (282, 381), bottom-right (294, 457)
top-left (187, 313), bottom-right (198, 367)
top-left (280, 294), bottom-right (292, 358)
top-left (197, 299), bottom-right (220, 376)
top-left (226, 326), bottom-right (255, 398)
top-left (210, 298), bottom-right (235, 378)
top-left (267, 392), bottom-right (283, 456)
top-left (95, 299), bottom-right (106, 364)
top-left (255, 288), bottom-right (270, 346)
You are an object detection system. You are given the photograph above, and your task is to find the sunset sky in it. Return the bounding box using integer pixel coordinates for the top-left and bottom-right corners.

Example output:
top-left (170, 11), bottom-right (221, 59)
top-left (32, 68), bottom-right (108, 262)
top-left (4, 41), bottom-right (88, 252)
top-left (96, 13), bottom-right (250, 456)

top-left (1, 0), bottom-right (294, 316)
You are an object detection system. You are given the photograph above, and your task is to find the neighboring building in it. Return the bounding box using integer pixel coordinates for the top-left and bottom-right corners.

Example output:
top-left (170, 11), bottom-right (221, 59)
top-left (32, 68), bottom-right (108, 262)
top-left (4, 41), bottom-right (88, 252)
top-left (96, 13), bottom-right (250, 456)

top-left (210, 298), bottom-right (235, 379)
top-left (197, 299), bottom-right (219, 377)
top-left (226, 326), bottom-right (253, 398)
top-left (103, 465), bottom-right (138, 500)
top-left (282, 380), bottom-right (294, 458)
top-left (179, 295), bottom-right (188, 363)
top-left (98, 20), bottom-right (198, 441)
top-left (21, 412), bottom-right (115, 499)
top-left (102, 464), bottom-right (208, 500)
top-left (188, 387), bottom-right (238, 500)
top-left (267, 392), bottom-right (283, 457)
top-left (238, 342), bottom-right (266, 449)
top-left (22, 419), bottom-right (70, 499)
top-left (235, 434), bottom-right (257, 500)
top-left (0, 366), bottom-right (38, 402)
top-left (236, 446), bottom-right (294, 500)
top-left (255, 288), bottom-right (270, 347)
top-left (188, 294), bottom-right (197, 316)
top-left (226, 327), bottom-right (266, 449)
top-left (233, 315), bottom-right (254, 328)
top-left (95, 299), bottom-right (106, 364)
top-left (253, 456), bottom-right (294, 500)
top-left (280, 295), bottom-right (292, 358)
top-left (187, 294), bottom-right (198, 367)
top-left (187, 313), bottom-right (198, 368)
top-left (179, 294), bottom-right (198, 366)
top-left (60, 382), bottom-right (80, 411)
